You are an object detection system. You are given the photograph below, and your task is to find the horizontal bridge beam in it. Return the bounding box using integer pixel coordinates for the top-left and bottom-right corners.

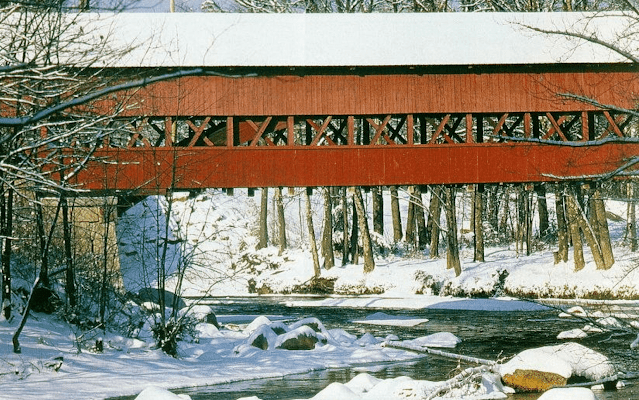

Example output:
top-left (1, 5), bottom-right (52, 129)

top-left (73, 142), bottom-right (639, 192)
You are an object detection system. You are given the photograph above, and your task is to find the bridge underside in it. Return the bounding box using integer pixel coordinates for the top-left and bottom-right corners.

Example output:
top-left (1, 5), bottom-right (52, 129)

top-left (70, 68), bottom-right (639, 192)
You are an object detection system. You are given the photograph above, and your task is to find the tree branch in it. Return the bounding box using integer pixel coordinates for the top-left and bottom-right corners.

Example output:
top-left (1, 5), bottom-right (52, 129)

top-left (0, 68), bottom-right (256, 127)
top-left (521, 23), bottom-right (639, 63)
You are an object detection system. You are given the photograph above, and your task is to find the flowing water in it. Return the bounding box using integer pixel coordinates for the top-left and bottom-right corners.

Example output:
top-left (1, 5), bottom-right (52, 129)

top-left (114, 296), bottom-right (639, 400)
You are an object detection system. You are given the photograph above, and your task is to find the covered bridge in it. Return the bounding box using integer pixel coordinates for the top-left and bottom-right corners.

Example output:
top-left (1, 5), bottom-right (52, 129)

top-left (75, 12), bottom-right (639, 192)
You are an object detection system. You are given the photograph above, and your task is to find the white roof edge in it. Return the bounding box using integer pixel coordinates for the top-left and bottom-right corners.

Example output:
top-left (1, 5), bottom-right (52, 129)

top-left (82, 12), bottom-right (637, 68)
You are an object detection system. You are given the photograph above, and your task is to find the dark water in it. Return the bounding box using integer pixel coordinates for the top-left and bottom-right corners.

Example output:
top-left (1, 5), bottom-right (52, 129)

top-left (113, 296), bottom-right (639, 400)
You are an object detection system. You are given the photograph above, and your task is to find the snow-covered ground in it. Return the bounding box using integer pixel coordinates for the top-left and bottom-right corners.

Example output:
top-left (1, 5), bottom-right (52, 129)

top-left (0, 188), bottom-right (637, 399)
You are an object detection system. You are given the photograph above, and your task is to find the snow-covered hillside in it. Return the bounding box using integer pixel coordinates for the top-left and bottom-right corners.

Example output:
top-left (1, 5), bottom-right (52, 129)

top-left (116, 188), bottom-right (639, 301)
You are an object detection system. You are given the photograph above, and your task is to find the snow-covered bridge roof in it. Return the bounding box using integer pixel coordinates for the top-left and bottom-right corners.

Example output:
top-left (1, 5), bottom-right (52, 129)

top-left (89, 12), bottom-right (635, 68)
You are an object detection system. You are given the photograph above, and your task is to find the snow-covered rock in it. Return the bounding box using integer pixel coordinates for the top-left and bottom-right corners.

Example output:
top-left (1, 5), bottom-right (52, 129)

top-left (557, 328), bottom-right (588, 340)
top-left (500, 343), bottom-right (616, 391)
top-left (328, 328), bottom-right (358, 344)
top-left (180, 305), bottom-right (219, 328)
top-left (537, 387), bottom-right (598, 400)
top-left (275, 326), bottom-right (323, 350)
top-left (400, 332), bottom-right (461, 349)
top-left (289, 317), bottom-right (330, 337)
top-left (247, 325), bottom-right (278, 350)
top-left (352, 312), bottom-right (429, 327)
top-left (244, 316), bottom-right (272, 335)
top-left (596, 316), bottom-right (623, 328)
top-left (583, 324), bottom-right (604, 333)
top-left (355, 333), bottom-right (379, 346)
top-left (195, 322), bottom-right (222, 339)
top-left (135, 386), bottom-right (191, 400)
top-left (310, 382), bottom-right (359, 400)
top-left (558, 306), bottom-right (587, 318)
top-left (343, 373), bottom-right (381, 394)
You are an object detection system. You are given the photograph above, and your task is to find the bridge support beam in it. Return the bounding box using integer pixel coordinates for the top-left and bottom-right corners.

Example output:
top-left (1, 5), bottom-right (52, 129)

top-left (74, 142), bottom-right (639, 193)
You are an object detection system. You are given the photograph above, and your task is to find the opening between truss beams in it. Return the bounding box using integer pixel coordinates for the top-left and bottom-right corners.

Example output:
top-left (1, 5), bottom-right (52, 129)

top-left (103, 112), bottom-right (633, 149)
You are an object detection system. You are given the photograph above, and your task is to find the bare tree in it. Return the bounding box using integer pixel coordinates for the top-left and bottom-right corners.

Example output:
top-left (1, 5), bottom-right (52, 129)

top-left (428, 186), bottom-right (442, 259)
top-left (473, 185), bottom-right (485, 262)
top-left (555, 187), bottom-right (570, 264)
top-left (390, 186), bottom-right (403, 243)
top-left (304, 188), bottom-right (321, 278)
top-left (321, 188), bottom-right (335, 270)
top-left (627, 183), bottom-right (637, 251)
top-left (352, 187), bottom-right (375, 273)
top-left (274, 187), bottom-right (287, 255)
top-left (257, 188), bottom-right (269, 249)
top-left (444, 186), bottom-right (461, 276)
top-left (372, 186), bottom-right (383, 236)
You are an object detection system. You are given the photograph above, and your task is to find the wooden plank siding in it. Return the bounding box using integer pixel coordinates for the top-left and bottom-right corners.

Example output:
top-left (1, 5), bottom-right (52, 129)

top-left (103, 70), bottom-right (639, 117)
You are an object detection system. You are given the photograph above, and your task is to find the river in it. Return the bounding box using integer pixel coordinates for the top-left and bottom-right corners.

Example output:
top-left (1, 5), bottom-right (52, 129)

top-left (114, 296), bottom-right (639, 400)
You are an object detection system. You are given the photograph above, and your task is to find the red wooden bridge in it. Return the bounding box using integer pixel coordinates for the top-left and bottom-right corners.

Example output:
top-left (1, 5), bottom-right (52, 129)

top-left (71, 12), bottom-right (639, 192)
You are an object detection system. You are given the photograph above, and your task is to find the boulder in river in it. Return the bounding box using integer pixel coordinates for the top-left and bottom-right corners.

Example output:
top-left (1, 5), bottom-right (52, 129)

top-left (499, 343), bottom-right (615, 392)
top-left (275, 326), bottom-right (321, 350)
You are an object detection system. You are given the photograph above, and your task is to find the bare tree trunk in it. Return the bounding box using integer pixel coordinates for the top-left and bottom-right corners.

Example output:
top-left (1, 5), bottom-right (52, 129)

top-left (592, 188), bottom-right (614, 269)
top-left (257, 187), bottom-right (269, 249)
top-left (516, 187), bottom-right (532, 256)
top-left (429, 186), bottom-right (442, 259)
top-left (341, 187), bottom-right (349, 265)
top-left (487, 186), bottom-right (499, 231)
top-left (390, 186), bottom-right (402, 243)
top-left (321, 188), bottom-right (334, 270)
top-left (524, 187), bottom-right (533, 256)
top-left (405, 186), bottom-right (416, 246)
top-left (61, 195), bottom-right (76, 309)
top-left (535, 184), bottom-right (550, 239)
top-left (349, 199), bottom-right (359, 264)
top-left (473, 185), bottom-right (485, 262)
top-left (499, 187), bottom-right (510, 242)
top-left (274, 187), bottom-right (287, 255)
top-left (13, 277), bottom-right (39, 353)
top-left (0, 185), bottom-right (4, 314)
top-left (568, 192), bottom-right (607, 270)
top-left (415, 186), bottom-right (428, 250)
top-left (566, 194), bottom-right (585, 271)
top-left (1, 188), bottom-right (12, 320)
top-left (99, 198), bottom-right (112, 330)
top-left (158, 191), bottom-right (174, 344)
top-left (444, 187), bottom-right (461, 276)
top-left (628, 183), bottom-right (637, 252)
top-left (304, 188), bottom-right (321, 278)
top-left (35, 194), bottom-right (50, 288)
top-left (353, 187), bottom-right (375, 273)
top-left (555, 188), bottom-right (569, 263)
top-left (372, 186), bottom-right (383, 236)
